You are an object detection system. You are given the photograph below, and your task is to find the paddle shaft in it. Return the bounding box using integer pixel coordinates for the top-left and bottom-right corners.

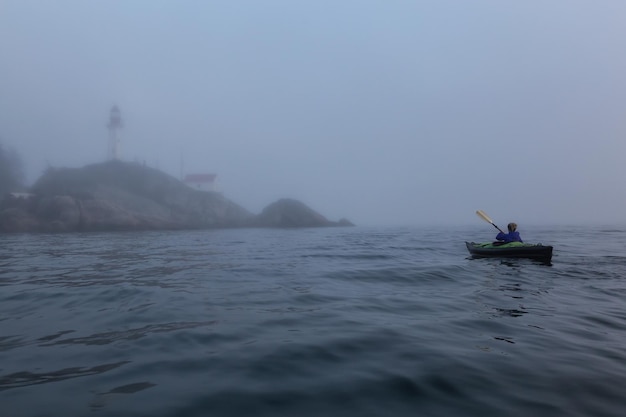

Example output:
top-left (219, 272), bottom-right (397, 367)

top-left (488, 222), bottom-right (505, 234)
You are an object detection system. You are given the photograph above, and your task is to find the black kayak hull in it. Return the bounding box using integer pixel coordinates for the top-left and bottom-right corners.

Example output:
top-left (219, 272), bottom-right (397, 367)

top-left (466, 241), bottom-right (553, 261)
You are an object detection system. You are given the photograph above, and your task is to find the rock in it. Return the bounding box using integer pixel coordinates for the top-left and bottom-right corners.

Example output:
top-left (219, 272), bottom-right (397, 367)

top-left (254, 198), bottom-right (349, 228)
top-left (0, 206), bottom-right (39, 232)
top-left (337, 218), bottom-right (355, 227)
top-left (0, 161), bottom-right (353, 233)
top-left (37, 195), bottom-right (81, 230)
top-left (0, 160), bottom-right (254, 233)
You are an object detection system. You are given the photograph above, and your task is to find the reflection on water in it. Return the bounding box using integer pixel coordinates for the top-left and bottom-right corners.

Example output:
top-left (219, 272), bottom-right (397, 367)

top-left (0, 361), bottom-right (130, 391)
top-left (90, 382), bottom-right (157, 410)
top-left (40, 321), bottom-right (217, 346)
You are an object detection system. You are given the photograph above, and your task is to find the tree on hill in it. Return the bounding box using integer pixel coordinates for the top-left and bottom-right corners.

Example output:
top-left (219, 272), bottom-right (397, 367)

top-left (0, 142), bottom-right (25, 195)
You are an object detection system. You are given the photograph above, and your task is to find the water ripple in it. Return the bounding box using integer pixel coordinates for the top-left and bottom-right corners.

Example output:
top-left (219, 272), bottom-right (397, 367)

top-left (0, 361), bottom-right (130, 391)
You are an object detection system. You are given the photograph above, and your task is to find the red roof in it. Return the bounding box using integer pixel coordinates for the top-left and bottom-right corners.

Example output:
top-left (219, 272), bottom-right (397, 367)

top-left (184, 173), bottom-right (217, 183)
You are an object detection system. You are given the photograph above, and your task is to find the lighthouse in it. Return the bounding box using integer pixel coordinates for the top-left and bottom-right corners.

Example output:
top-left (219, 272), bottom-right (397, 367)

top-left (107, 105), bottom-right (123, 160)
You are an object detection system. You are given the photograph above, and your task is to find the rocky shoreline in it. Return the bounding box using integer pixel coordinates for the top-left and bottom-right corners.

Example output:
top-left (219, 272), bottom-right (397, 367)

top-left (0, 161), bottom-right (353, 233)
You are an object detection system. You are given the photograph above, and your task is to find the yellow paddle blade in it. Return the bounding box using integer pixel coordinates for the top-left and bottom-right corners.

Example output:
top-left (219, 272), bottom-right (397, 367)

top-left (476, 210), bottom-right (493, 224)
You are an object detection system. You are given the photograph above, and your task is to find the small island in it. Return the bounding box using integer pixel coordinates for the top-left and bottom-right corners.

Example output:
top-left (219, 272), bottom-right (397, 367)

top-left (0, 160), bottom-right (353, 233)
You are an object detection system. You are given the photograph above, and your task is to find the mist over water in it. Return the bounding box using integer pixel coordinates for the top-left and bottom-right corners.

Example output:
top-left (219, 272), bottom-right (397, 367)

top-left (2, 225), bottom-right (625, 416)
top-left (2, 1), bottom-right (626, 225)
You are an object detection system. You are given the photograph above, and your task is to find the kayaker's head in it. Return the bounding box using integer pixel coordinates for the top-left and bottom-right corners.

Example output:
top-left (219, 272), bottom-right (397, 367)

top-left (507, 222), bottom-right (518, 232)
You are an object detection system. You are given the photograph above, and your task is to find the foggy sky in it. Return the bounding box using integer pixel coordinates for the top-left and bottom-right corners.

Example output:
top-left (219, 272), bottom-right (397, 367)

top-left (1, 1), bottom-right (625, 226)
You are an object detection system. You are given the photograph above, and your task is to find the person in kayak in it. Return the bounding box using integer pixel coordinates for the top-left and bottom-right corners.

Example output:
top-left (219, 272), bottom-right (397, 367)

top-left (496, 222), bottom-right (523, 243)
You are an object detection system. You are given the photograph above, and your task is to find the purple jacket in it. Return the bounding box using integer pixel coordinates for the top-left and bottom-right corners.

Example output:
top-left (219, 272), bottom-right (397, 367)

top-left (496, 231), bottom-right (523, 243)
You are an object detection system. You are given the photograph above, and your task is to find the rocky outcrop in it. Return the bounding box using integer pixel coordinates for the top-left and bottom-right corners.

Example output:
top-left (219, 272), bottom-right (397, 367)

top-left (0, 161), bottom-right (353, 233)
top-left (0, 206), bottom-right (40, 233)
top-left (0, 161), bottom-right (253, 233)
top-left (253, 198), bottom-right (353, 228)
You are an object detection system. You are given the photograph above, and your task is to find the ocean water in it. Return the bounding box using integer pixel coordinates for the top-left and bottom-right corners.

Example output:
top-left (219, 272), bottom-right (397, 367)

top-left (1, 225), bottom-right (625, 417)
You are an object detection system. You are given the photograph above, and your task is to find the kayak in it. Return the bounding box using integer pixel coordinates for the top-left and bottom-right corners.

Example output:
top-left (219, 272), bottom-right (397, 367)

top-left (466, 241), bottom-right (553, 261)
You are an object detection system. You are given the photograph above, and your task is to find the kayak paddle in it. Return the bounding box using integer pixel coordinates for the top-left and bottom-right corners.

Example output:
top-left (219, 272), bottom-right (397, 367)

top-left (476, 210), bottom-right (505, 234)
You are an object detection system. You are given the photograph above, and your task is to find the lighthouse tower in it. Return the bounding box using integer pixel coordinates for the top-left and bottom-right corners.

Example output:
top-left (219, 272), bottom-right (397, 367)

top-left (107, 105), bottom-right (123, 160)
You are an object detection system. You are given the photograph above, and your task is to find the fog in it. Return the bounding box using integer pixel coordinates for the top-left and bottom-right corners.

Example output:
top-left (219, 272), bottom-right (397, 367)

top-left (1, 1), bottom-right (625, 226)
